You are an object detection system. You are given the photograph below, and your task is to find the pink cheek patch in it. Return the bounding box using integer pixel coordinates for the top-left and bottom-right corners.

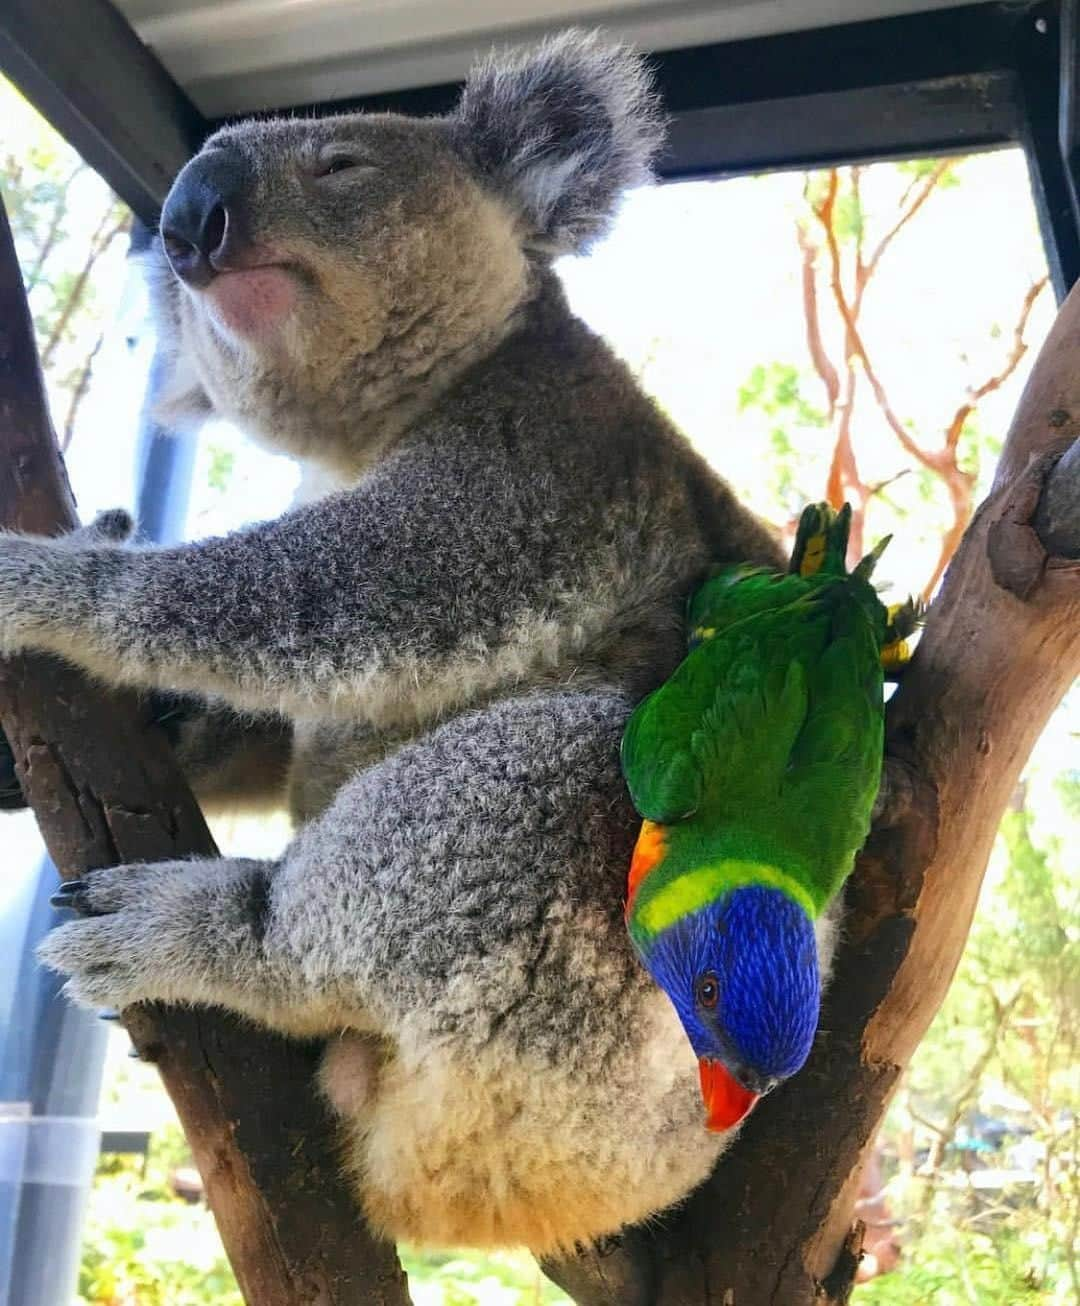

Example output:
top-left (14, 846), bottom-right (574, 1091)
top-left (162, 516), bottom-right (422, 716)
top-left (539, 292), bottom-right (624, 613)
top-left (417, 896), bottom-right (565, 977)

top-left (206, 268), bottom-right (298, 338)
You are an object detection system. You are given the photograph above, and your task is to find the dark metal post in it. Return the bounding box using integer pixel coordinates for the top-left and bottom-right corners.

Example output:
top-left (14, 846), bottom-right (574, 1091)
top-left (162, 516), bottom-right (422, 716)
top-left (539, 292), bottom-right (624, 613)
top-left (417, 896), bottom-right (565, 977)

top-left (1016, 2), bottom-right (1080, 301)
top-left (1059, 0), bottom-right (1080, 226)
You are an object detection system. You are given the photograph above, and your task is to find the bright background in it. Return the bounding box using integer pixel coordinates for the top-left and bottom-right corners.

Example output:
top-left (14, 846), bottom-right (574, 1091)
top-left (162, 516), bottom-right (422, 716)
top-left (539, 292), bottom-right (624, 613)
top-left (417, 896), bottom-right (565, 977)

top-left (1, 73), bottom-right (1076, 1305)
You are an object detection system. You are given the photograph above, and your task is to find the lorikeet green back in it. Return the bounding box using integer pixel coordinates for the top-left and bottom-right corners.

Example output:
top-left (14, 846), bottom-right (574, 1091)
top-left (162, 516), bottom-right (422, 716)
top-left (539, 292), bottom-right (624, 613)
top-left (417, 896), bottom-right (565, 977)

top-left (622, 503), bottom-right (907, 1131)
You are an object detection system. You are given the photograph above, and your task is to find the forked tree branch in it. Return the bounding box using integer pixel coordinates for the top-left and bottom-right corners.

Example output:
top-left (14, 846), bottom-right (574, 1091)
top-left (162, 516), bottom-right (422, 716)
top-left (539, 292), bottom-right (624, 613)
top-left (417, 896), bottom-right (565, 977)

top-left (797, 222), bottom-right (840, 420)
top-left (862, 160), bottom-right (951, 284)
top-left (807, 169), bottom-right (1050, 600)
top-left (545, 266), bottom-right (1080, 1306)
top-left (0, 197), bottom-right (410, 1306)
top-left (38, 206), bottom-right (129, 370)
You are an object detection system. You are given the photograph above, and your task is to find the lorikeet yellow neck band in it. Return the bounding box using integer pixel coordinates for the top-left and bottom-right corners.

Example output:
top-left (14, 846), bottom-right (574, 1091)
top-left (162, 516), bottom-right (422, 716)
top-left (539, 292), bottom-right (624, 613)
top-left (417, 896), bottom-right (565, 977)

top-left (630, 855), bottom-right (817, 942)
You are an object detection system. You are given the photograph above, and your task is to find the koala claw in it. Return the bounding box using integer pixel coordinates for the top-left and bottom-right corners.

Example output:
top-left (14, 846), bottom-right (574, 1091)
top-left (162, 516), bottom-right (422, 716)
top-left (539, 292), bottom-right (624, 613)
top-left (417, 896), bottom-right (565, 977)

top-left (38, 862), bottom-right (200, 1012)
top-left (49, 879), bottom-right (91, 912)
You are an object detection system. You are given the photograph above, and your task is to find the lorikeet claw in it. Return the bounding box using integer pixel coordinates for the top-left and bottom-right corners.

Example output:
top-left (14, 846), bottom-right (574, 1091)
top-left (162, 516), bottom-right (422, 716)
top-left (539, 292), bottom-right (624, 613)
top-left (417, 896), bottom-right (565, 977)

top-left (879, 638), bottom-right (912, 673)
top-left (881, 598), bottom-right (924, 675)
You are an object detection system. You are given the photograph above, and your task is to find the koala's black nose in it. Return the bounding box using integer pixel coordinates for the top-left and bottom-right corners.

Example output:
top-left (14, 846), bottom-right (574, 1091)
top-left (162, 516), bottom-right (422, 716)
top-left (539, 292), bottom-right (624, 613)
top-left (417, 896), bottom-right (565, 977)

top-left (160, 147), bottom-right (249, 287)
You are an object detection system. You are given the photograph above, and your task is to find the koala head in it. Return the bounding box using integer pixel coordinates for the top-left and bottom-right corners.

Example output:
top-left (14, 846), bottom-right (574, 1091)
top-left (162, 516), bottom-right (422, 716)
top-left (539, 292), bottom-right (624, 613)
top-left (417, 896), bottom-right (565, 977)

top-left (151, 30), bottom-right (664, 477)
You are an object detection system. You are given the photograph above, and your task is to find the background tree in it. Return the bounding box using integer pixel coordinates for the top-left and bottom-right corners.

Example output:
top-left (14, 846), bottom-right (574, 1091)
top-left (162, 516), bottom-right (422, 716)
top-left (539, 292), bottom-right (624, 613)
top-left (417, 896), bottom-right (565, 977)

top-left (1, 79), bottom-right (129, 451)
top-left (741, 160), bottom-right (1049, 596)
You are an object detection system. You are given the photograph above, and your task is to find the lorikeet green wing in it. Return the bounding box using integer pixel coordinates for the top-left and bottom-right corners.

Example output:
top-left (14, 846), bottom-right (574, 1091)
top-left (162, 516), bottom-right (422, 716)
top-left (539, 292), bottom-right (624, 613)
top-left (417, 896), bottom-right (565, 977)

top-left (622, 501), bottom-right (891, 915)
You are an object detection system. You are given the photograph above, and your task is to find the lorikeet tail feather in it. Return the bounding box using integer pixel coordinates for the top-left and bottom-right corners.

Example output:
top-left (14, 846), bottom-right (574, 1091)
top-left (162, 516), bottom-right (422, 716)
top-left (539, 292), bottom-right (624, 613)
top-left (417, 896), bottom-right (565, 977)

top-left (789, 502), bottom-right (852, 578)
top-left (851, 533), bottom-right (892, 582)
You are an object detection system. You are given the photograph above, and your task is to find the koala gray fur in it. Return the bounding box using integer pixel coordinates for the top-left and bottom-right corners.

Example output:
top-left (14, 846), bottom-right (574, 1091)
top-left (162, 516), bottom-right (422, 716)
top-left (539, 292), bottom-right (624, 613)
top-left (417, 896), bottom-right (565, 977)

top-left (14, 30), bottom-right (834, 1253)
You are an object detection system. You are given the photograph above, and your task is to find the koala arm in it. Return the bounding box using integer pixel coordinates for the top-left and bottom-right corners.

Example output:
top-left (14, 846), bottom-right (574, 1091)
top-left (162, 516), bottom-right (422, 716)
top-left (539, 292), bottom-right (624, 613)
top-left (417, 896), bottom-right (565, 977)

top-left (0, 442), bottom-right (620, 718)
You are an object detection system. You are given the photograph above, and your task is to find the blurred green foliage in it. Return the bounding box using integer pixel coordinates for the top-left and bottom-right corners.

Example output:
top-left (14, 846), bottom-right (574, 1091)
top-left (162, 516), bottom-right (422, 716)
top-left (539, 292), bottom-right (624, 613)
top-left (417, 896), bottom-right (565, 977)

top-left (854, 767), bottom-right (1079, 1303)
top-left (78, 1124), bottom-right (570, 1305)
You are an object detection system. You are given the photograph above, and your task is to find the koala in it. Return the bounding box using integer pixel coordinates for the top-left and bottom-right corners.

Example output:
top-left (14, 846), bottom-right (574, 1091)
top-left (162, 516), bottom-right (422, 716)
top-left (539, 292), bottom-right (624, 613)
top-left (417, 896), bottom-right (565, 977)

top-left (4, 32), bottom-right (809, 1254)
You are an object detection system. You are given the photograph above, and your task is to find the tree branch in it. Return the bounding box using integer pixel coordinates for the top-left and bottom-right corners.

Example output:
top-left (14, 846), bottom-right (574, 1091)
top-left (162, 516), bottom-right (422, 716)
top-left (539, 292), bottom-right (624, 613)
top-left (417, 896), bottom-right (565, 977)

top-left (863, 161), bottom-right (951, 283)
top-left (951, 276), bottom-right (1049, 437)
top-left (0, 196), bottom-right (410, 1306)
top-left (811, 169), bottom-right (870, 556)
top-left (25, 164), bottom-right (85, 291)
top-left (544, 257), bottom-right (1080, 1306)
top-left (60, 327), bottom-right (104, 451)
top-left (814, 188), bottom-right (936, 474)
top-left (921, 276), bottom-right (1050, 601)
top-left (797, 222), bottom-right (841, 420)
top-left (39, 206), bottom-right (128, 371)
top-left (810, 176), bottom-right (1050, 601)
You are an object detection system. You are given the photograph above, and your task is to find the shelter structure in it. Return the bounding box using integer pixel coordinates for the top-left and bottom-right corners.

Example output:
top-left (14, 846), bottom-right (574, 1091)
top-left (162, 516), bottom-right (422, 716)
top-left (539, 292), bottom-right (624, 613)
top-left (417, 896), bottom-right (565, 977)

top-left (0, 4), bottom-right (1078, 1305)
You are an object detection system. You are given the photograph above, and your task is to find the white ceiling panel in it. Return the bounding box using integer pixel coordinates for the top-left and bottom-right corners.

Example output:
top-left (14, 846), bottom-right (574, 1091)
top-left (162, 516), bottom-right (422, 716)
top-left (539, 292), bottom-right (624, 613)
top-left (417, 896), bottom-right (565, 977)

top-left (112, 0), bottom-right (992, 117)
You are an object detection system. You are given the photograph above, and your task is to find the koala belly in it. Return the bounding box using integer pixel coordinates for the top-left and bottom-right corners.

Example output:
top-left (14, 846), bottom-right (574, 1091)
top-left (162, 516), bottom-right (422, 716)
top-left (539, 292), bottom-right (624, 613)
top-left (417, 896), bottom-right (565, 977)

top-left (319, 997), bottom-right (724, 1254)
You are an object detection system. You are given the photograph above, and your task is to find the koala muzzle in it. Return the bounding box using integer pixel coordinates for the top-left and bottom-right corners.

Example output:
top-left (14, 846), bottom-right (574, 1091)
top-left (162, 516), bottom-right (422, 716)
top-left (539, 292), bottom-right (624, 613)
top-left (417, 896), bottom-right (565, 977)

top-left (161, 147), bottom-right (254, 288)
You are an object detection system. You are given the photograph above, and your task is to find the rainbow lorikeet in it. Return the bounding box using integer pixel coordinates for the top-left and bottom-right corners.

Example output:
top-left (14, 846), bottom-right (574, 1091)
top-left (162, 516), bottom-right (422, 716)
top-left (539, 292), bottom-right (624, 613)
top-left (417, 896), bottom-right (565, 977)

top-left (622, 503), bottom-right (914, 1133)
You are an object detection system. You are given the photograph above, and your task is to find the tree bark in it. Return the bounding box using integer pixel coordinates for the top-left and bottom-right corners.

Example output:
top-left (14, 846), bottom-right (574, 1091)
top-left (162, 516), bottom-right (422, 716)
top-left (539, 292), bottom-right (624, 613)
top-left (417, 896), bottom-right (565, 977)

top-left (544, 287), bottom-right (1080, 1303)
top-left (0, 197), bottom-right (410, 1306)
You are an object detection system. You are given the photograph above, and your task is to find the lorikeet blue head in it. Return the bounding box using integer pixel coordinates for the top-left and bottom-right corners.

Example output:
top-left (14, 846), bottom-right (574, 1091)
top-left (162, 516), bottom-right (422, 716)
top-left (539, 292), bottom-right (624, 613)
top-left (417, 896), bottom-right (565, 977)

top-left (642, 884), bottom-right (820, 1130)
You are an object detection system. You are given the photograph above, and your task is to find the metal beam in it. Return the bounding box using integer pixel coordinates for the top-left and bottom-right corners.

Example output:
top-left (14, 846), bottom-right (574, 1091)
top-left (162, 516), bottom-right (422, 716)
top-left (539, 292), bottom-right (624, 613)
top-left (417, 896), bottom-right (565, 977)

top-left (663, 73), bottom-right (1017, 180)
top-left (0, 0), bottom-right (206, 223)
top-left (267, 3), bottom-right (1027, 178)
top-left (1015, 2), bottom-right (1080, 300)
top-left (1060, 0), bottom-right (1080, 223)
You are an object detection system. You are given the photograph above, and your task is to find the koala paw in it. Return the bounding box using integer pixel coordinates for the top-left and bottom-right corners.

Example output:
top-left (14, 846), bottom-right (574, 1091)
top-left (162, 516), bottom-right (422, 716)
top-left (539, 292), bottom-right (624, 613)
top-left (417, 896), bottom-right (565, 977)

top-left (66, 509), bottom-right (136, 546)
top-left (37, 864), bottom-right (179, 1011)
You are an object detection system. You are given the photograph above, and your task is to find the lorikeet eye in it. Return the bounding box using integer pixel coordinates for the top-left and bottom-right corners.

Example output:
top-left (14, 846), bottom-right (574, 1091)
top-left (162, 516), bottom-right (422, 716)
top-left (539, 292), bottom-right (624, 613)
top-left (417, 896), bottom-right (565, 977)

top-left (695, 973), bottom-right (719, 1009)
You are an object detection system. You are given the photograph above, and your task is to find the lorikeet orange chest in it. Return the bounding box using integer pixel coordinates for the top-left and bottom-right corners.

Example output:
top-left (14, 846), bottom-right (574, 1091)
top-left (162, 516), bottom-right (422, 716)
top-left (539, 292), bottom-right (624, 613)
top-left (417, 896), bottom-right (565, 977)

top-left (622, 503), bottom-right (909, 1132)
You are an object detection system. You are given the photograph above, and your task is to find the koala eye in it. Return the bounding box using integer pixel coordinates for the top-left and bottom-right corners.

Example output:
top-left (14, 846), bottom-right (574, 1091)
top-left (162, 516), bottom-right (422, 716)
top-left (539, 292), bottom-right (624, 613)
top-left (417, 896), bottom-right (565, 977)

top-left (315, 154), bottom-right (370, 179)
top-left (695, 973), bottom-right (720, 1009)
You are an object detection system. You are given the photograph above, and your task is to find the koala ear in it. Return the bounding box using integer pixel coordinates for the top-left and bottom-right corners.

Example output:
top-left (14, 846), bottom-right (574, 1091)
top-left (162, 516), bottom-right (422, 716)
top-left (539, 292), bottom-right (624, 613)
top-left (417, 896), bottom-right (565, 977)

top-left (452, 29), bottom-right (665, 255)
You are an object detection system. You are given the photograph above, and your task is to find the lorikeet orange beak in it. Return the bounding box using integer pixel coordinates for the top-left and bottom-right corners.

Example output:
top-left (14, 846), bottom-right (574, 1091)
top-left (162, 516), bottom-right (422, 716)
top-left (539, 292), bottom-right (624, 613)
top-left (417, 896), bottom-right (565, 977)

top-left (698, 1057), bottom-right (758, 1131)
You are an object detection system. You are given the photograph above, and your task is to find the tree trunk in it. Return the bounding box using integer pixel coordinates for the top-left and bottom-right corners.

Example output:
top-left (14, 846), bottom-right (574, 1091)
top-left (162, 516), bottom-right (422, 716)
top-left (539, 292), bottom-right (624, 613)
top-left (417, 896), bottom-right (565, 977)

top-left (544, 287), bottom-right (1080, 1304)
top-left (0, 197), bottom-right (410, 1306)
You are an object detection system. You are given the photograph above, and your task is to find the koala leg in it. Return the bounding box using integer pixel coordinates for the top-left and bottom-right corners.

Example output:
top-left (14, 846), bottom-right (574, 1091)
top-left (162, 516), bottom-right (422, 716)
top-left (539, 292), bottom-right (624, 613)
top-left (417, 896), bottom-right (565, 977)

top-left (40, 688), bottom-right (638, 1054)
top-left (38, 856), bottom-right (345, 1037)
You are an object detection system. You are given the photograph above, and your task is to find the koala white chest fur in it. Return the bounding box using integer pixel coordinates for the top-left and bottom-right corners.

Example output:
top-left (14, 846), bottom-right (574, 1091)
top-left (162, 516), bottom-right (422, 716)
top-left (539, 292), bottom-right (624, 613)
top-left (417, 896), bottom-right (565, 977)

top-left (15, 31), bottom-right (831, 1253)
